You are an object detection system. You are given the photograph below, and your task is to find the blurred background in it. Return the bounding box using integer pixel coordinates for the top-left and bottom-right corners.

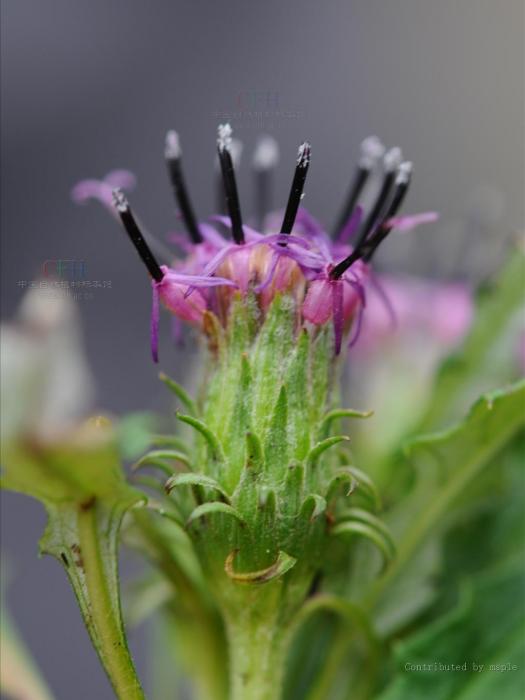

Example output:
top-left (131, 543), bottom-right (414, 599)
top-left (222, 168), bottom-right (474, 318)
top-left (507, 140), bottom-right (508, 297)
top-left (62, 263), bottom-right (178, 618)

top-left (1, 1), bottom-right (524, 697)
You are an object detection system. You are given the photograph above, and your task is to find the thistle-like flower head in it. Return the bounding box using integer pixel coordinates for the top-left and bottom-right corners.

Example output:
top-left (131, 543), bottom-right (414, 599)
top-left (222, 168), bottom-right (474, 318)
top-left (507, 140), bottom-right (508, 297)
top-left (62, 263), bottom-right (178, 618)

top-left (73, 126), bottom-right (436, 362)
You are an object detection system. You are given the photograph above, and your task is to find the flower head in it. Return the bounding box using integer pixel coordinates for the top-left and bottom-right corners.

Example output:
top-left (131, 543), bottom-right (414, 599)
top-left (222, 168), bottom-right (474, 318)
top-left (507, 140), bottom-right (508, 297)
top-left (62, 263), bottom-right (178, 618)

top-left (74, 126), bottom-right (438, 360)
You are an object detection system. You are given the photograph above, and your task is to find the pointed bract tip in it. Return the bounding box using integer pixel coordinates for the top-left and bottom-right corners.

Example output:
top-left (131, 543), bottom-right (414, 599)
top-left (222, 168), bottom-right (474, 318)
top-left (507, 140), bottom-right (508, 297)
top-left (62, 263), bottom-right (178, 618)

top-left (297, 141), bottom-right (311, 167)
top-left (112, 188), bottom-right (128, 212)
top-left (359, 135), bottom-right (385, 168)
top-left (383, 147), bottom-right (403, 172)
top-left (217, 123), bottom-right (233, 152)
top-left (253, 135), bottom-right (280, 170)
top-left (396, 161), bottom-right (413, 184)
top-left (165, 130), bottom-right (182, 159)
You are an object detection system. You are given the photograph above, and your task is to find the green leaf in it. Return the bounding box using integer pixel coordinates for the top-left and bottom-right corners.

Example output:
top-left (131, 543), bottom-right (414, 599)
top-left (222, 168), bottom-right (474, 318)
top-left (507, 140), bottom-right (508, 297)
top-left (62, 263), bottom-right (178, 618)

top-left (300, 494), bottom-right (327, 521)
top-left (251, 294), bottom-right (295, 433)
top-left (306, 436), bottom-right (350, 470)
top-left (285, 330), bottom-right (312, 460)
top-left (224, 549), bottom-right (297, 584)
top-left (331, 466), bottom-right (381, 511)
top-left (1, 418), bottom-right (145, 699)
top-left (165, 472), bottom-right (230, 502)
top-left (176, 413), bottom-right (225, 464)
top-left (332, 520), bottom-right (395, 570)
top-left (159, 371), bottom-right (199, 416)
top-left (320, 407), bottom-right (374, 437)
top-left (367, 380), bottom-right (525, 635)
top-left (263, 385), bottom-right (289, 480)
top-left (134, 449), bottom-right (192, 472)
top-left (187, 501), bottom-right (246, 527)
top-left (377, 562), bottom-right (525, 700)
top-left (419, 249), bottom-right (525, 430)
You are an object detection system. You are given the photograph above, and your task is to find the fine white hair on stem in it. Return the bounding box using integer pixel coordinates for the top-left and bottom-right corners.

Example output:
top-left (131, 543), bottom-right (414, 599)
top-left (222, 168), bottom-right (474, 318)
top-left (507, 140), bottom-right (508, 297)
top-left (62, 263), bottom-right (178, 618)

top-left (383, 146), bottom-right (403, 172)
top-left (253, 135), bottom-right (280, 170)
top-left (165, 130), bottom-right (182, 159)
top-left (297, 141), bottom-right (311, 167)
top-left (217, 123), bottom-right (233, 152)
top-left (359, 136), bottom-right (385, 169)
top-left (112, 188), bottom-right (128, 212)
top-left (396, 161), bottom-right (413, 184)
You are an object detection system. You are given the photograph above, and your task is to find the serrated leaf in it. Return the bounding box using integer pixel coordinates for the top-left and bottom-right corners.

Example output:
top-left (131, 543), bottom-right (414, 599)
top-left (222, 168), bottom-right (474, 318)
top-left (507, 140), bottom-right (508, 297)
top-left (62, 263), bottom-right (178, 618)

top-left (224, 549), bottom-right (296, 584)
top-left (368, 380), bottom-right (525, 636)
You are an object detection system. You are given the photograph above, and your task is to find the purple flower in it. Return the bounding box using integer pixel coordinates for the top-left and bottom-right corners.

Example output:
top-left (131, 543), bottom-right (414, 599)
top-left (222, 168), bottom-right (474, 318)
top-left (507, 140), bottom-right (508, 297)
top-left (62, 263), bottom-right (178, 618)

top-left (150, 265), bottom-right (238, 362)
top-left (71, 170), bottom-right (136, 211)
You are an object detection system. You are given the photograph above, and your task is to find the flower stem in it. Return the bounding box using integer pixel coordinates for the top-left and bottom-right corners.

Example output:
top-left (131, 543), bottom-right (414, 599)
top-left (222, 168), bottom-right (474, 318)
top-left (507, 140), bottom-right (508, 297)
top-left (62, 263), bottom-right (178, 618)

top-left (77, 505), bottom-right (145, 699)
top-left (225, 600), bottom-right (289, 700)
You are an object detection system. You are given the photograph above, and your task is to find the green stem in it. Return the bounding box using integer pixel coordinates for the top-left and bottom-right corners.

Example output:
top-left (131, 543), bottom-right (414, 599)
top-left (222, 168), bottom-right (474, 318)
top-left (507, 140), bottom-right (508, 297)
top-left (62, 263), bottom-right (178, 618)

top-left (225, 603), bottom-right (289, 700)
top-left (77, 506), bottom-right (145, 699)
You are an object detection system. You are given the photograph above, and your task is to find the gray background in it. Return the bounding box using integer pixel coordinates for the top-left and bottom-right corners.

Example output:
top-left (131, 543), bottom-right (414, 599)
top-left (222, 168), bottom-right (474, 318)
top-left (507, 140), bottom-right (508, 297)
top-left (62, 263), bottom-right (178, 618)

top-left (1, 1), bottom-right (524, 698)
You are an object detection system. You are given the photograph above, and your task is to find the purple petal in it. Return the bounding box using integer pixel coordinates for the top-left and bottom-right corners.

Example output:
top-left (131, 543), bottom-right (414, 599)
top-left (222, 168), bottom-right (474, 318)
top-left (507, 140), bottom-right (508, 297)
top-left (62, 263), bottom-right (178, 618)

top-left (386, 211), bottom-right (439, 232)
top-left (254, 250), bottom-right (280, 293)
top-left (104, 169), bottom-right (137, 190)
top-left (167, 272), bottom-right (238, 288)
top-left (209, 215), bottom-right (262, 242)
top-left (369, 273), bottom-right (397, 329)
top-left (348, 302), bottom-right (365, 348)
top-left (70, 180), bottom-right (103, 204)
top-left (267, 242), bottom-right (325, 272)
top-left (199, 222), bottom-right (228, 248)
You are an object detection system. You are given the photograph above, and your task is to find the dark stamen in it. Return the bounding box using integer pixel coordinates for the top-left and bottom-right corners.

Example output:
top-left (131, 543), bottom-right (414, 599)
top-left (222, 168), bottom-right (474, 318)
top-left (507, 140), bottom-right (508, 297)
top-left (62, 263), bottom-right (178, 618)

top-left (352, 147), bottom-right (402, 251)
top-left (217, 124), bottom-right (245, 244)
top-left (330, 160), bottom-right (412, 279)
top-left (280, 142), bottom-right (311, 235)
top-left (253, 135), bottom-right (279, 229)
top-left (362, 161), bottom-right (413, 261)
top-left (332, 136), bottom-right (384, 237)
top-left (165, 131), bottom-right (203, 244)
top-left (112, 189), bottom-right (164, 282)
